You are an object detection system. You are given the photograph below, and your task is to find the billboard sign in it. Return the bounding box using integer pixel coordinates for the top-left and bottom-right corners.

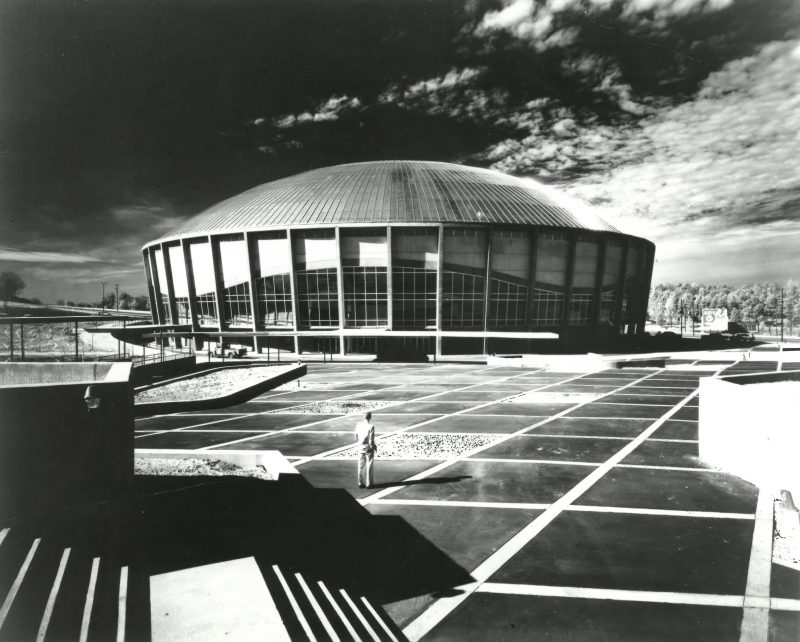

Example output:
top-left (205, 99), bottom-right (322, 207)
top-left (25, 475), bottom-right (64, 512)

top-left (701, 308), bottom-right (728, 333)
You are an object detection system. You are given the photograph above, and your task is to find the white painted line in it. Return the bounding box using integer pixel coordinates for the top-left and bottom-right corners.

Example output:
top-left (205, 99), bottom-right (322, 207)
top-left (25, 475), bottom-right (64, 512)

top-left (339, 589), bottom-right (380, 642)
top-left (404, 375), bottom-right (706, 641)
top-left (361, 596), bottom-right (399, 642)
top-left (591, 402), bottom-right (674, 407)
top-left (200, 412), bottom-right (349, 450)
top-left (134, 413), bottom-right (257, 438)
top-left (0, 538), bottom-right (41, 629)
top-left (477, 582), bottom-right (744, 608)
top-left (770, 597), bottom-right (800, 612)
top-left (318, 581), bottom-right (359, 641)
top-left (359, 370), bottom-right (616, 500)
top-left (648, 438), bottom-right (699, 444)
top-left (294, 369), bottom-right (569, 466)
top-left (467, 457), bottom-right (599, 467)
top-left (371, 498), bottom-right (550, 510)
top-left (617, 463), bottom-right (725, 473)
top-left (567, 504), bottom-right (754, 520)
top-left (117, 566), bottom-right (128, 642)
top-left (739, 487), bottom-right (774, 642)
top-left (272, 566), bottom-right (316, 642)
top-left (516, 434), bottom-right (632, 441)
top-left (36, 547), bottom-right (71, 642)
top-left (295, 573), bottom-right (339, 642)
top-left (79, 557), bottom-right (101, 642)
top-left (0, 528), bottom-right (8, 548)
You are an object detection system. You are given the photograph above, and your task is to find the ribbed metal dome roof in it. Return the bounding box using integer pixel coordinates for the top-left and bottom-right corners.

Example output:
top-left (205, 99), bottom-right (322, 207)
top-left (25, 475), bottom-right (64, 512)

top-left (158, 161), bottom-right (620, 240)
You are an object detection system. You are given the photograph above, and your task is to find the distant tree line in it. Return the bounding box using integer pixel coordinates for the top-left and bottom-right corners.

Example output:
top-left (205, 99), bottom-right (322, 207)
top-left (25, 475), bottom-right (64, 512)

top-left (649, 281), bottom-right (800, 335)
top-left (56, 292), bottom-right (150, 311)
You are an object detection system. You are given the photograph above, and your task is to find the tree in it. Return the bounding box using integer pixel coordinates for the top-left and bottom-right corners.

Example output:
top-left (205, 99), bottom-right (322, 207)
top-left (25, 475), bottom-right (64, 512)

top-left (0, 271), bottom-right (25, 310)
top-left (133, 295), bottom-right (150, 311)
top-left (118, 292), bottom-right (134, 310)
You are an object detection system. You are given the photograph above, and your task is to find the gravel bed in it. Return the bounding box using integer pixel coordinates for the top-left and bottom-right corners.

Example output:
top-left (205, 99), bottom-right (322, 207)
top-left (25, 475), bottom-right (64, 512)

top-left (134, 457), bottom-right (273, 480)
top-left (268, 400), bottom-right (389, 415)
top-left (136, 366), bottom-right (294, 403)
top-left (328, 432), bottom-right (500, 459)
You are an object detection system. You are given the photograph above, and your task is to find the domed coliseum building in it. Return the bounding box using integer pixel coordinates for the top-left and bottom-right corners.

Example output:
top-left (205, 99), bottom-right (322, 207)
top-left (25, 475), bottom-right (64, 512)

top-left (142, 161), bottom-right (654, 356)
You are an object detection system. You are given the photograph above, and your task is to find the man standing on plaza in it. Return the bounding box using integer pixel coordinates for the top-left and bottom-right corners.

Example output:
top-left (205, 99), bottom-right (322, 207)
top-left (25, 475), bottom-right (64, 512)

top-left (355, 411), bottom-right (376, 488)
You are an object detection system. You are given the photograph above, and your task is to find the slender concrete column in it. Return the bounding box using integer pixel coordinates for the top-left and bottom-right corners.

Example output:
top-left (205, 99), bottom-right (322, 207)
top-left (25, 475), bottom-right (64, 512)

top-left (210, 236), bottom-right (226, 340)
top-left (637, 244), bottom-right (656, 336)
top-left (148, 249), bottom-right (163, 326)
top-left (286, 229), bottom-right (301, 355)
top-left (334, 227), bottom-right (346, 355)
top-left (386, 226), bottom-right (393, 331)
top-left (559, 233), bottom-right (577, 343)
top-left (160, 242), bottom-right (181, 347)
top-left (615, 239), bottom-right (630, 334)
top-left (526, 229), bottom-right (540, 335)
top-left (244, 232), bottom-right (260, 352)
top-left (160, 243), bottom-right (179, 324)
top-left (591, 237), bottom-right (607, 330)
top-left (627, 243), bottom-right (644, 336)
top-left (435, 224), bottom-right (444, 357)
top-left (143, 249), bottom-right (159, 325)
top-left (482, 227), bottom-right (493, 355)
top-left (180, 239), bottom-right (201, 335)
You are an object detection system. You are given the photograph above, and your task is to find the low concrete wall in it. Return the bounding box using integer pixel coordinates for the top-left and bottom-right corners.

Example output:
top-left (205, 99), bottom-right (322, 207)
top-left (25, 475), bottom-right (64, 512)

top-left (134, 364), bottom-right (306, 417)
top-left (135, 449), bottom-right (299, 480)
top-left (699, 373), bottom-right (800, 498)
top-left (131, 355), bottom-right (197, 387)
top-left (0, 362), bottom-right (134, 521)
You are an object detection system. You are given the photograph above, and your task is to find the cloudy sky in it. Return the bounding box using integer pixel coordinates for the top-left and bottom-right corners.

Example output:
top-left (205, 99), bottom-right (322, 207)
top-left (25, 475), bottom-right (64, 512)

top-left (1, 0), bottom-right (799, 302)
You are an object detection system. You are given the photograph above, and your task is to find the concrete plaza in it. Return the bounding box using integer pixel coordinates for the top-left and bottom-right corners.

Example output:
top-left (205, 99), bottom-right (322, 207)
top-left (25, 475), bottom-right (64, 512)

top-left (133, 359), bottom-right (799, 641)
top-left (2, 358), bottom-right (799, 640)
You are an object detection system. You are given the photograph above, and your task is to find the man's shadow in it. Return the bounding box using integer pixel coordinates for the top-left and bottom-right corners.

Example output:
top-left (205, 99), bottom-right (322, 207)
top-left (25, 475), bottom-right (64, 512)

top-left (368, 474), bottom-right (472, 489)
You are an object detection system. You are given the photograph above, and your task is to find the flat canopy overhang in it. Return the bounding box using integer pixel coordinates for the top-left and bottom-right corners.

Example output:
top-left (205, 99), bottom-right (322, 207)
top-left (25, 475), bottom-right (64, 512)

top-left (138, 329), bottom-right (560, 340)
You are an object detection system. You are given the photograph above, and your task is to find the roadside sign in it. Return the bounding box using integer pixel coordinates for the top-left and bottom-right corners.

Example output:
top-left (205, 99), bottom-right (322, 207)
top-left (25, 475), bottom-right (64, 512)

top-left (701, 308), bottom-right (728, 333)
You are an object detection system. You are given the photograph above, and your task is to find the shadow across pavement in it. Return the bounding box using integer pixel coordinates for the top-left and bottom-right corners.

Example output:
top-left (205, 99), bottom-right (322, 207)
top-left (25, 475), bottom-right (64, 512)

top-left (368, 475), bottom-right (472, 490)
top-left (0, 473), bottom-right (474, 640)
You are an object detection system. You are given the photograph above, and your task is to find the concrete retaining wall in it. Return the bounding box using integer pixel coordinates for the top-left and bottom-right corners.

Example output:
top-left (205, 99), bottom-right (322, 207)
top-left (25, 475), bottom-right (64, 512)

top-left (699, 374), bottom-right (800, 498)
top-left (0, 362), bottom-right (134, 521)
top-left (134, 364), bottom-right (306, 417)
top-left (135, 449), bottom-right (299, 480)
top-left (131, 355), bottom-right (197, 386)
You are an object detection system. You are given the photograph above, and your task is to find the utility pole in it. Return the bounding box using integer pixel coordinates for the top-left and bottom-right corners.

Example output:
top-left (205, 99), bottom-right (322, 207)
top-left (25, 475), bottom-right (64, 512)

top-left (115, 283), bottom-right (119, 312)
top-left (101, 281), bottom-right (107, 314)
top-left (781, 288), bottom-right (784, 343)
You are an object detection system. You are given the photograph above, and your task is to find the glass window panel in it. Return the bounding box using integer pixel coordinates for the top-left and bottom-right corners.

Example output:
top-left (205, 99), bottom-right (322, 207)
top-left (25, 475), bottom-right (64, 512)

top-left (573, 240), bottom-right (599, 288)
top-left (392, 228), bottom-right (438, 270)
top-left (294, 230), bottom-right (337, 271)
top-left (490, 230), bottom-right (530, 281)
top-left (341, 229), bottom-right (388, 267)
top-left (530, 288), bottom-right (564, 327)
top-left (568, 293), bottom-right (594, 326)
top-left (296, 268), bottom-right (339, 329)
top-left (168, 245), bottom-right (190, 299)
top-left (256, 235), bottom-right (291, 277)
top-left (188, 241), bottom-right (217, 326)
top-left (603, 243), bottom-right (623, 286)
top-left (535, 237), bottom-right (569, 286)
top-left (343, 266), bottom-right (388, 328)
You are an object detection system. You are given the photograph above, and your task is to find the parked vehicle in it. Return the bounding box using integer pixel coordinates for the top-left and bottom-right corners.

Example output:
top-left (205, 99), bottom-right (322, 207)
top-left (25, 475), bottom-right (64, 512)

top-left (212, 346), bottom-right (248, 358)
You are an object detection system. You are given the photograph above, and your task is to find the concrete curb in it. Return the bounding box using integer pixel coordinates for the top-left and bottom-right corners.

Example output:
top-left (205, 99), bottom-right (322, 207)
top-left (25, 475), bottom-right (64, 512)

top-left (134, 449), bottom-right (299, 479)
top-left (134, 364), bottom-right (306, 417)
